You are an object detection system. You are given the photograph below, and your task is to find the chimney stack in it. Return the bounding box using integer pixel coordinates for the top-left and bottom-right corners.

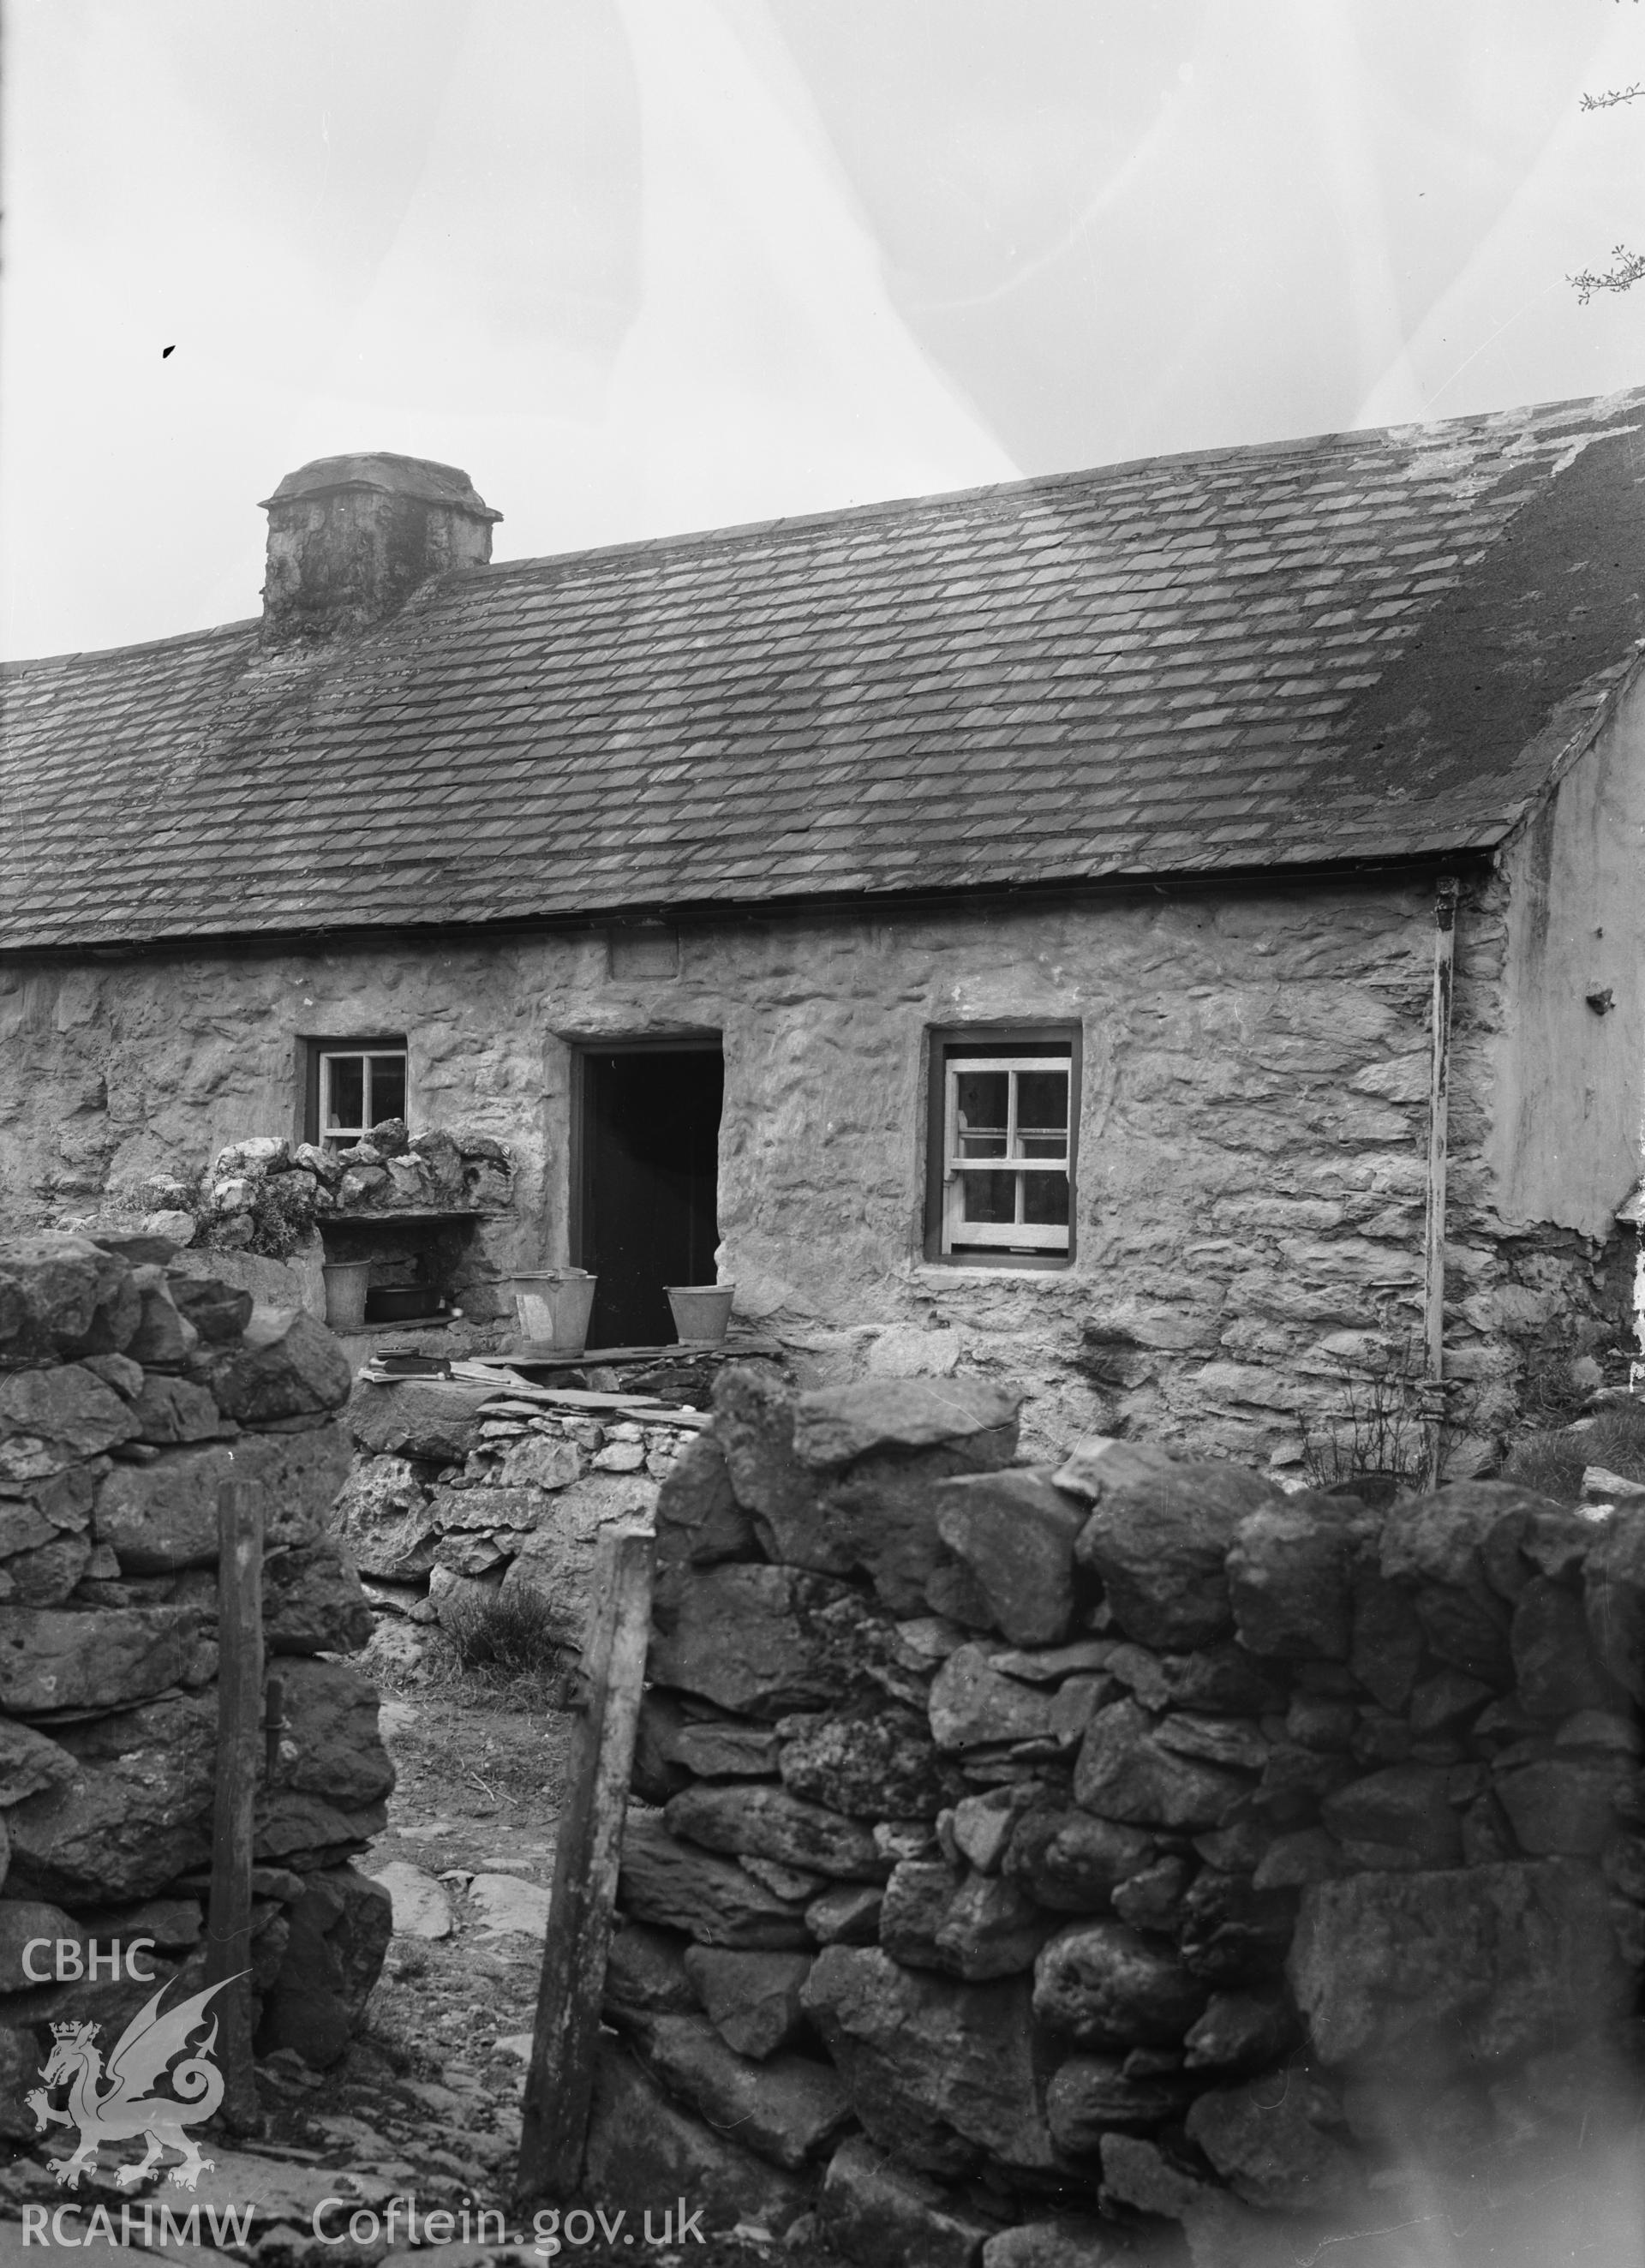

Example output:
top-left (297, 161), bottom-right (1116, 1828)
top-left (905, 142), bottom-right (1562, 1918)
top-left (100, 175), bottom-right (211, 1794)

top-left (260, 452), bottom-right (500, 648)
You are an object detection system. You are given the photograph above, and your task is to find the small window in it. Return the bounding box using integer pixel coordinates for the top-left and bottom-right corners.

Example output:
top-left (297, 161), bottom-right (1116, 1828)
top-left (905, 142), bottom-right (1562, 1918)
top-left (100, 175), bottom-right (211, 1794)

top-left (302, 1038), bottom-right (408, 1147)
top-left (925, 1029), bottom-right (1078, 1266)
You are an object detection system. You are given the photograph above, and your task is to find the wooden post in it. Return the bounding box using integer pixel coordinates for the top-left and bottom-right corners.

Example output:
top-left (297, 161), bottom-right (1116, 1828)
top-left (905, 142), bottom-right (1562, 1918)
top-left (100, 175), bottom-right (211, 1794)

top-left (514, 1529), bottom-right (656, 2208)
top-left (205, 1479), bottom-right (264, 2134)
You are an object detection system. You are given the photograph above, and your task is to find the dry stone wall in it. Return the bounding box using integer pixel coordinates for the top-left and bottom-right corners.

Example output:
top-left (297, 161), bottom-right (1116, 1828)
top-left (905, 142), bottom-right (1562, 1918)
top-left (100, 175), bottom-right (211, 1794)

top-left (0, 1231), bottom-right (395, 2127)
top-left (600, 1369), bottom-right (1645, 2267)
top-left (339, 1378), bottom-right (704, 1673)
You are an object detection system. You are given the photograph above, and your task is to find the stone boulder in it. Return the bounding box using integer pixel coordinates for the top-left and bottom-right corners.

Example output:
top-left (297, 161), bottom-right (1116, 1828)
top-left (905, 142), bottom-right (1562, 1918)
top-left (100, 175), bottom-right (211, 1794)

top-left (711, 1366), bottom-right (840, 1570)
top-left (164, 1271), bottom-right (254, 1343)
top-left (0, 1718), bottom-right (76, 1806)
top-left (1032, 1919), bottom-right (1208, 2047)
top-left (792, 1378), bottom-right (1020, 1469)
top-left (1226, 1490), bottom-right (1373, 1660)
top-left (649, 1564), bottom-right (876, 1718)
top-left (0, 1236), bottom-right (141, 1361)
top-left (499, 1471), bottom-right (657, 1649)
top-left (819, 2136), bottom-right (998, 2268)
top-left (263, 1538), bottom-right (374, 1656)
top-left (683, 1946), bottom-right (813, 2060)
top-left (128, 1374), bottom-right (224, 1445)
top-left (980, 2217), bottom-right (1127, 2268)
top-left (0, 1896), bottom-right (83, 1990)
top-left (1002, 1806), bottom-right (1154, 1913)
top-left (1319, 1763), bottom-right (1463, 1867)
top-left (929, 1647), bottom-right (1063, 1752)
top-left (1050, 1435), bottom-right (1179, 1504)
top-left (1074, 1700), bottom-right (1250, 1831)
top-left (1288, 1858), bottom-right (1629, 2067)
top-left (1074, 1460), bottom-right (1282, 1649)
top-left (208, 1304), bottom-right (351, 1423)
top-left (1184, 2076), bottom-right (1364, 2217)
top-left (814, 1452), bottom-right (1026, 1617)
top-left (0, 1363), bottom-right (136, 1485)
top-left (780, 1702), bottom-right (954, 1821)
top-left (266, 1656), bottom-right (395, 1814)
top-left (1584, 1510), bottom-right (1645, 1700)
top-left (878, 1862), bottom-right (1053, 1982)
top-left (634, 1693), bottom-right (779, 1800)
top-left (256, 1863), bottom-right (392, 2069)
top-left (932, 1470), bottom-right (1086, 1647)
top-left (123, 1269), bottom-right (200, 1368)
top-left (618, 1811), bottom-right (811, 1949)
top-left (1181, 1986), bottom-right (1299, 2072)
top-left (665, 1783), bottom-right (884, 1881)
top-left (1175, 1869), bottom-right (1295, 1984)
top-left (346, 1377), bottom-right (499, 1463)
top-left (655, 1430), bottom-right (757, 1570)
top-left (603, 1922), bottom-right (698, 2023)
top-left (3, 1695), bottom-right (217, 1903)
top-left (0, 1604), bottom-right (213, 1714)
top-left (1510, 1577), bottom-right (1609, 1716)
top-left (94, 1443), bottom-right (238, 1572)
top-left (622, 2010), bottom-right (852, 2168)
top-left (1378, 1483), bottom-right (1551, 1682)
top-left (1044, 2054), bottom-right (1199, 2151)
top-left (1492, 1756), bottom-right (1631, 1856)
top-left (802, 1945), bottom-right (1056, 2176)
top-left (332, 1454), bottom-right (439, 1580)
top-left (583, 2034), bottom-right (814, 2236)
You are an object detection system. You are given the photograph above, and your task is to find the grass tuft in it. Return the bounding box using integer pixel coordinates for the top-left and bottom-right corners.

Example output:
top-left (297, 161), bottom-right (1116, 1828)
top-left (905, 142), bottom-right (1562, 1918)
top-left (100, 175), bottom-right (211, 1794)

top-left (1503, 1402), bottom-right (1645, 1505)
top-left (436, 1584), bottom-right (579, 1710)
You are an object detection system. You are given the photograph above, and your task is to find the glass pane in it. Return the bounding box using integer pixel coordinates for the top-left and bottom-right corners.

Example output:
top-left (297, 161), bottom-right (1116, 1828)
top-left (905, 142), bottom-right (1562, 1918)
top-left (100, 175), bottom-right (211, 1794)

top-left (1015, 1069), bottom-right (1068, 1144)
top-left (1023, 1171), bottom-right (1070, 1227)
top-left (324, 1056), bottom-right (364, 1130)
top-left (368, 1056), bottom-right (407, 1125)
top-left (960, 1132), bottom-right (1008, 1160)
top-left (958, 1170), bottom-right (1018, 1224)
top-left (954, 1070), bottom-right (1008, 1153)
top-left (1019, 1135), bottom-right (1066, 1159)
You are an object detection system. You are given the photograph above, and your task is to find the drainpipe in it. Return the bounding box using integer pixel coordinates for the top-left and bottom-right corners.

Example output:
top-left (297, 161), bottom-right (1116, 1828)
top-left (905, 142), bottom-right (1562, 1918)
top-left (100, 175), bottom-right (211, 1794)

top-left (1618, 1179), bottom-right (1645, 1394)
top-left (1422, 878), bottom-right (1459, 1488)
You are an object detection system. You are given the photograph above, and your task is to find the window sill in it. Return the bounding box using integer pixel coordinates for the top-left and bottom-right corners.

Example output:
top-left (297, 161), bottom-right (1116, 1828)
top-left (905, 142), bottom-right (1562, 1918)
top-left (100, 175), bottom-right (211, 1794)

top-left (915, 1257), bottom-right (1075, 1280)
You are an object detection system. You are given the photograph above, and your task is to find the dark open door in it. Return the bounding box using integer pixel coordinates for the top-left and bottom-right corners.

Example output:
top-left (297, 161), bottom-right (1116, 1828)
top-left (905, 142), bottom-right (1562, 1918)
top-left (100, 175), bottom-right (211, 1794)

top-left (576, 1044), bottom-right (724, 1347)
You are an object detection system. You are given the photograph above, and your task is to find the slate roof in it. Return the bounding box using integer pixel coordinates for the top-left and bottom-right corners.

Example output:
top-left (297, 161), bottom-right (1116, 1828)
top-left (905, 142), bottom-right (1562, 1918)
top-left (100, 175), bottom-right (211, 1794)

top-left (3, 388), bottom-right (1643, 952)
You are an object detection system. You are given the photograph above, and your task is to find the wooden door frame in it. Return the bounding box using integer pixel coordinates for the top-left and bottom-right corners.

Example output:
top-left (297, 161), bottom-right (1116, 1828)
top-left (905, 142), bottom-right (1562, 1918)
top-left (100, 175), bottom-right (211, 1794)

top-left (566, 1032), bottom-right (724, 1273)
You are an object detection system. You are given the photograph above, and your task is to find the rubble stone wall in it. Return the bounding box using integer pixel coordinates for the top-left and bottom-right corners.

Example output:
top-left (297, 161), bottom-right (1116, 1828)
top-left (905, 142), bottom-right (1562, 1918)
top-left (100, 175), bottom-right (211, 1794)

top-left (0, 1232), bottom-right (396, 2127)
top-left (599, 1369), bottom-right (1645, 2267)
top-left (0, 874), bottom-right (1629, 1471)
top-left (337, 1373), bottom-right (703, 1675)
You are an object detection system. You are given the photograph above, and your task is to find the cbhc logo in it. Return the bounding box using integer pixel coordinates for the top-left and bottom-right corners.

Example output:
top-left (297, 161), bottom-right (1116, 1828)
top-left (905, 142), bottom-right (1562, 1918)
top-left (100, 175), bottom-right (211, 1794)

top-left (22, 1940), bottom-right (156, 1983)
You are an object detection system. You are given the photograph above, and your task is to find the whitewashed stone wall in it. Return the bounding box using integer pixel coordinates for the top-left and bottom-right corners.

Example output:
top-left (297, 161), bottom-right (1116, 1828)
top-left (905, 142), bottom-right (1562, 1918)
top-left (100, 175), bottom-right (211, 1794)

top-left (0, 875), bottom-right (1625, 1472)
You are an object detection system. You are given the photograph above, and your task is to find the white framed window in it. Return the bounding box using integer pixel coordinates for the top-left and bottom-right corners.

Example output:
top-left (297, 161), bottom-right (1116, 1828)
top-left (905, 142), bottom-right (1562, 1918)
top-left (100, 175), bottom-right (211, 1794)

top-left (926, 1031), bottom-right (1078, 1266)
top-left (305, 1038), bottom-right (408, 1146)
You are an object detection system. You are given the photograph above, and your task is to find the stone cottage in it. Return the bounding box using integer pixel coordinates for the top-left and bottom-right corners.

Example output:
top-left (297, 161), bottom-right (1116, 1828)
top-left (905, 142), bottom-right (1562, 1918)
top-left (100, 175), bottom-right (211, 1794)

top-left (2, 394), bottom-right (1642, 1472)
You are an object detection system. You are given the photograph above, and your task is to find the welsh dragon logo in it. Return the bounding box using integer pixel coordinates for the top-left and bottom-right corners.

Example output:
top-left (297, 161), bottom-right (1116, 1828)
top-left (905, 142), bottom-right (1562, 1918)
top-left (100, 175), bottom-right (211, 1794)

top-left (26, 1976), bottom-right (239, 2191)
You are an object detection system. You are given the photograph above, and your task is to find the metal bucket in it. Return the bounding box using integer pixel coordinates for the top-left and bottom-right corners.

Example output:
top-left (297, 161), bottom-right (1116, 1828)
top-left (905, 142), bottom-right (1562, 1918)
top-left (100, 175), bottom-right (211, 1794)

top-left (510, 1269), bottom-right (597, 1353)
top-left (665, 1283), bottom-right (735, 1347)
top-left (320, 1260), bottom-right (373, 1332)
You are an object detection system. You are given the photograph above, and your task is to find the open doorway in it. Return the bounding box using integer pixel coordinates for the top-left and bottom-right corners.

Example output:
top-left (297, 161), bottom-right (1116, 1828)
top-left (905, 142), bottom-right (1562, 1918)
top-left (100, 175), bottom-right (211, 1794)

top-left (575, 1042), bottom-right (724, 1347)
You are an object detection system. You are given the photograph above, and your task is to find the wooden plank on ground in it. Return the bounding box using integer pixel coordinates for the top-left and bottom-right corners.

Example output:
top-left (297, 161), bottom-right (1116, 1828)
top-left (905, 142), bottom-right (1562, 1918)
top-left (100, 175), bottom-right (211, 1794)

top-left (513, 1529), bottom-right (656, 2208)
top-left (204, 1479), bottom-right (264, 2133)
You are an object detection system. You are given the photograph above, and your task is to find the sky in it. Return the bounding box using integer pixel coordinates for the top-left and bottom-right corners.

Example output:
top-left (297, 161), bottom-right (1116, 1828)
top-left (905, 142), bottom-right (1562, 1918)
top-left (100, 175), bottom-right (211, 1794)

top-left (2, 0), bottom-right (1642, 659)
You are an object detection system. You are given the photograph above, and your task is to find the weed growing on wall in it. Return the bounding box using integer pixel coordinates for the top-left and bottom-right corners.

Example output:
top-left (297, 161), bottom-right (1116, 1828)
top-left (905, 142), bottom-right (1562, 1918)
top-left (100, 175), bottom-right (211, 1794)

top-left (1297, 1335), bottom-right (1442, 1504)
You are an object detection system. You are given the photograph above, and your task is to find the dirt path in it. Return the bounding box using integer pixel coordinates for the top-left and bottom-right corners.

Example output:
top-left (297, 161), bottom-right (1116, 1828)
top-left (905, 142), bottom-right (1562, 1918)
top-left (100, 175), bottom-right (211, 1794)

top-left (1, 1682), bottom-right (848, 2265)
